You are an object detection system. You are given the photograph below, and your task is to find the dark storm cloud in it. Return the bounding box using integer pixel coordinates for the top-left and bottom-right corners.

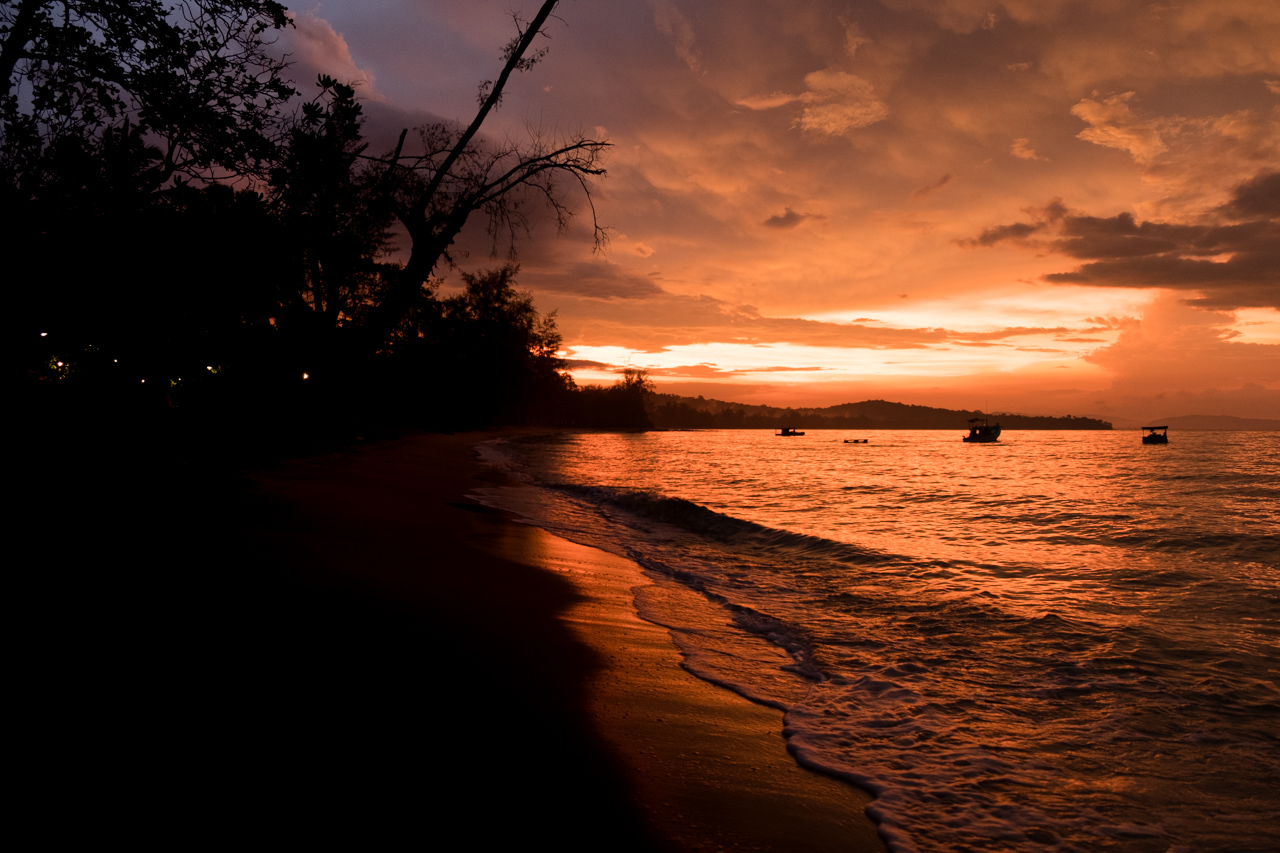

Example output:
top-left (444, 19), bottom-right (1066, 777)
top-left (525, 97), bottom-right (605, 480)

top-left (1054, 214), bottom-right (1273, 260)
top-left (1044, 254), bottom-right (1280, 309)
top-left (964, 175), bottom-right (1280, 309)
top-left (1053, 213), bottom-right (1196, 259)
top-left (1045, 207), bottom-right (1280, 309)
top-left (1219, 170), bottom-right (1280, 219)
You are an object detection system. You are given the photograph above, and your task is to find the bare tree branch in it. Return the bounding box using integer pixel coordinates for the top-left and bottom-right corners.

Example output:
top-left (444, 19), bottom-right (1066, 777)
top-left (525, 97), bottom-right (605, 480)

top-left (358, 0), bottom-right (610, 352)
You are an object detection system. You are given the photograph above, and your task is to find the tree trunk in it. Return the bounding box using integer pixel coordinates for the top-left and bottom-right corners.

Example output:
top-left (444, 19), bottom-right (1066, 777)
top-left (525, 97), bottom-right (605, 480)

top-left (0, 0), bottom-right (42, 88)
top-left (357, 0), bottom-right (562, 354)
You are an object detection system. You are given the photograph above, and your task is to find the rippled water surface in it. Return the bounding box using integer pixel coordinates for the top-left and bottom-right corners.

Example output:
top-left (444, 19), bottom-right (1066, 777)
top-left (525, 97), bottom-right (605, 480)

top-left (475, 430), bottom-right (1280, 853)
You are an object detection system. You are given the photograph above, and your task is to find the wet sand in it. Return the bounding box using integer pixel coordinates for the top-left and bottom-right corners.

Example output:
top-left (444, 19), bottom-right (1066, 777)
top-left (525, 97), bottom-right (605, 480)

top-left (476, 472), bottom-right (884, 852)
top-left (19, 429), bottom-right (884, 850)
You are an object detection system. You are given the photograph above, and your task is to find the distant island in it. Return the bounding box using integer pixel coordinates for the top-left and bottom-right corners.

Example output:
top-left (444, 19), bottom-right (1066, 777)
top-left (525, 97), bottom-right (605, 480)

top-left (649, 395), bottom-right (1112, 430)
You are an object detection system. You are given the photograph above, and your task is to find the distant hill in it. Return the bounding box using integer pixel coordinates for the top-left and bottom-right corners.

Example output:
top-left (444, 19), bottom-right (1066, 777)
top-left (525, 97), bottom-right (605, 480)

top-left (1151, 415), bottom-right (1280, 431)
top-left (648, 395), bottom-right (1112, 430)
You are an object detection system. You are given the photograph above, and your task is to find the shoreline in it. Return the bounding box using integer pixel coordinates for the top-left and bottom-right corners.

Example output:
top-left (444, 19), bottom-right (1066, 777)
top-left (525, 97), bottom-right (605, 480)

top-left (18, 428), bottom-right (884, 849)
top-left (240, 430), bottom-right (885, 849)
top-left (469, 447), bottom-right (884, 851)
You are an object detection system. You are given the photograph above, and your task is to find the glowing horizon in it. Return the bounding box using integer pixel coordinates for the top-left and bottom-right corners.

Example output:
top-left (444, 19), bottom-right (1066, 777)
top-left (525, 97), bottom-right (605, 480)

top-left (279, 0), bottom-right (1279, 422)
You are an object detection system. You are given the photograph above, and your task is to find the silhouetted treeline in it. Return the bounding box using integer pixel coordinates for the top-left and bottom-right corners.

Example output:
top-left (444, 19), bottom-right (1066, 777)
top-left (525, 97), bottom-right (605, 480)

top-left (6, 13), bottom-right (639, 446)
top-left (561, 369), bottom-right (654, 430)
top-left (649, 395), bottom-right (1112, 430)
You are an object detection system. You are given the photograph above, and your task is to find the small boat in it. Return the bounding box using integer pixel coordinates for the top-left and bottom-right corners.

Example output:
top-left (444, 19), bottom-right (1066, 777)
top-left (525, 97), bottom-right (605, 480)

top-left (843, 439), bottom-right (869, 444)
top-left (776, 427), bottom-right (805, 436)
top-left (963, 417), bottom-right (1001, 443)
top-left (1141, 426), bottom-right (1169, 445)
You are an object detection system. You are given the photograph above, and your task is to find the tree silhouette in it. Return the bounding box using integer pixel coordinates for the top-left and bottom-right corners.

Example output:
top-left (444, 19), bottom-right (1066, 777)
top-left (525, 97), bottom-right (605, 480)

top-left (572, 368), bottom-right (654, 430)
top-left (5, 0), bottom-right (298, 404)
top-left (269, 76), bottom-right (396, 375)
top-left (389, 263), bottom-right (570, 428)
top-left (8, 0), bottom-right (628, 437)
top-left (1, 0), bottom-right (295, 194)
top-left (360, 0), bottom-right (609, 353)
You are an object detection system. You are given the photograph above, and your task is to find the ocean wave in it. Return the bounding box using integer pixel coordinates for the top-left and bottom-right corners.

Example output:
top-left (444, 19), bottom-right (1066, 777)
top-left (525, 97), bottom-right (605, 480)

top-left (550, 482), bottom-right (896, 565)
top-left (487, 429), bottom-right (1280, 853)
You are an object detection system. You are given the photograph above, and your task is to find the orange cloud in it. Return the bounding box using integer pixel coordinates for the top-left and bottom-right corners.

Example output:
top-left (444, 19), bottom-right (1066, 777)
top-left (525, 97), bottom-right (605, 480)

top-left (1071, 93), bottom-right (1167, 164)
top-left (1010, 138), bottom-right (1045, 161)
top-left (796, 70), bottom-right (889, 135)
top-left (320, 0), bottom-right (1280, 419)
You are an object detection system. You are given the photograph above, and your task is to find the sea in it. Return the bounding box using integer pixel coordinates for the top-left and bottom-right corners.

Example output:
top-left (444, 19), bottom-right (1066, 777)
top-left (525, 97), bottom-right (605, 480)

top-left (472, 429), bottom-right (1280, 853)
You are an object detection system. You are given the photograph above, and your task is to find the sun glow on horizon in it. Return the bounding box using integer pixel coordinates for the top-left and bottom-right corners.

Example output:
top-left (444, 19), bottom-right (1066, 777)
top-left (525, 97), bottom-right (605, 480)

top-left (291, 0), bottom-right (1280, 419)
top-left (564, 338), bottom-right (1106, 389)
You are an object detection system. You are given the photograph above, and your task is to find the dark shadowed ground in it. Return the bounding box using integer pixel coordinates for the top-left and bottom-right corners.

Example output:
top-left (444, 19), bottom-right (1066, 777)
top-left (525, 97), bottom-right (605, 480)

top-left (16, 408), bottom-right (657, 848)
top-left (16, 408), bottom-right (881, 851)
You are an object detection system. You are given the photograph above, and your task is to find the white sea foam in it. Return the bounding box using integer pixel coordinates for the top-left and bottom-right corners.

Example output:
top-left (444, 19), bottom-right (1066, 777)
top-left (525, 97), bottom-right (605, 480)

top-left (474, 430), bottom-right (1280, 852)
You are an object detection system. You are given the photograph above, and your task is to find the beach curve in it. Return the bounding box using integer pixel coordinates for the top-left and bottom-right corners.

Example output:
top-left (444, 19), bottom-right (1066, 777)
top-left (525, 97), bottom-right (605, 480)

top-left (241, 430), bottom-right (885, 850)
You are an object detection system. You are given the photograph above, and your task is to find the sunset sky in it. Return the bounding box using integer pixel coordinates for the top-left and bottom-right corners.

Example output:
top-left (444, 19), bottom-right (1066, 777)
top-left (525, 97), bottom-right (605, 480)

top-left (277, 0), bottom-right (1279, 423)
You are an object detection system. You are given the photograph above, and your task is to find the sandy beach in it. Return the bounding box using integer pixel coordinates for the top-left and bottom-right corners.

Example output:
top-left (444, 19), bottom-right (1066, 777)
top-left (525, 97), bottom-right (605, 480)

top-left (469, 442), bottom-right (884, 852)
top-left (237, 430), bottom-right (885, 849)
top-left (18, 428), bottom-right (882, 849)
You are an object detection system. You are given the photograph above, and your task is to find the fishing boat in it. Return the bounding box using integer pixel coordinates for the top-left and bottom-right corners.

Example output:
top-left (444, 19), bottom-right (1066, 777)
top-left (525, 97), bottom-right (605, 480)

top-left (1141, 426), bottom-right (1169, 445)
top-left (844, 439), bottom-right (869, 444)
top-left (963, 417), bottom-right (1002, 443)
top-left (776, 427), bottom-right (805, 436)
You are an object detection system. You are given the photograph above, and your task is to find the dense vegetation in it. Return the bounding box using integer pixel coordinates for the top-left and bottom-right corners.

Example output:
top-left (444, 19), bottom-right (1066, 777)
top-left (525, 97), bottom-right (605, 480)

top-left (7, 1), bottom-right (1105, 449)
top-left (5, 0), bottom-right (647, 448)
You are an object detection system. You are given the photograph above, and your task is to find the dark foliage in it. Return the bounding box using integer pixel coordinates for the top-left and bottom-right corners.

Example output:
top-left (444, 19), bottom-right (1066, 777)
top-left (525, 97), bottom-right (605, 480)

top-left (387, 263), bottom-right (574, 429)
top-left (357, 0), bottom-right (608, 354)
top-left (9, 7), bottom-right (647, 842)
top-left (1, 0), bottom-right (295, 191)
top-left (7, 0), bottom-right (643, 445)
top-left (569, 368), bottom-right (654, 430)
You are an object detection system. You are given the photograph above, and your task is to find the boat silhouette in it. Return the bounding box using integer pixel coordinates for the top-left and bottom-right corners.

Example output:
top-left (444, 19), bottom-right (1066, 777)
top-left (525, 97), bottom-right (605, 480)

top-left (963, 417), bottom-right (1001, 443)
top-left (1141, 426), bottom-right (1169, 444)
